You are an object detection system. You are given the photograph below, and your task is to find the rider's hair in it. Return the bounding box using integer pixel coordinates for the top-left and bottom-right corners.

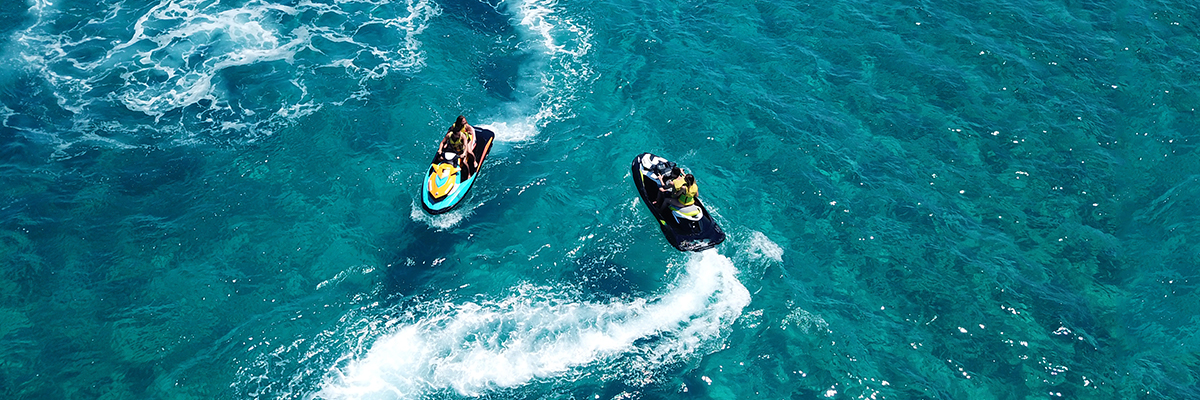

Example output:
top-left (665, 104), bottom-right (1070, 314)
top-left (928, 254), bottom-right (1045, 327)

top-left (450, 115), bottom-right (467, 133)
top-left (665, 167), bottom-right (682, 181)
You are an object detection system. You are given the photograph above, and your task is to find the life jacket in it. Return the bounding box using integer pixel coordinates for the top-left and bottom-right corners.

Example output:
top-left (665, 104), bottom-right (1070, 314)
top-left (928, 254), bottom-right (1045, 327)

top-left (446, 131), bottom-right (465, 153)
top-left (454, 125), bottom-right (474, 142)
top-left (671, 178), bottom-right (697, 205)
top-left (679, 182), bottom-right (697, 205)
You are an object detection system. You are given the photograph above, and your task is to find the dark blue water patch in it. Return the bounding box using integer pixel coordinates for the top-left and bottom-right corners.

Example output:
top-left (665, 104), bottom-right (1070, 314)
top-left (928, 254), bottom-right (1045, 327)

top-left (0, 187), bottom-right (30, 226)
top-left (42, 0), bottom-right (109, 34)
top-left (0, 234), bottom-right (46, 300)
top-left (219, 61), bottom-right (306, 112)
top-left (568, 253), bottom-right (643, 301)
top-left (975, 139), bottom-right (1018, 175)
top-left (782, 167), bottom-right (858, 215)
top-left (866, 109), bottom-right (947, 142)
top-left (0, 73), bottom-right (75, 132)
top-left (441, 0), bottom-right (513, 36)
top-left (377, 223), bottom-right (457, 295)
top-left (0, 347), bottom-right (52, 399)
top-left (10, 150), bottom-right (100, 212)
top-left (340, 106), bottom-right (394, 154)
top-left (58, 40), bottom-right (112, 73)
top-left (0, 1), bottom-right (30, 38)
top-left (601, 28), bottom-right (668, 95)
top-left (349, 21), bottom-right (396, 47)
top-left (0, 125), bottom-right (38, 168)
top-left (184, 44), bottom-right (213, 70)
top-left (115, 147), bottom-right (206, 196)
top-left (480, 53), bottom-right (523, 101)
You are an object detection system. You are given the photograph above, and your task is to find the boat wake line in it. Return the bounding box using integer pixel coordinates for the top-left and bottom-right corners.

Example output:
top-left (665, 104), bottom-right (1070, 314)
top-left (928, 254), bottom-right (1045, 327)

top-left (311, 249), bottom-right (749, 399)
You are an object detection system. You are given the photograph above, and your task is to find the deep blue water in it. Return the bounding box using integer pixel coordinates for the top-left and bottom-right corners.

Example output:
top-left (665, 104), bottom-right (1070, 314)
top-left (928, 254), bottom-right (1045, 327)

top-left (1, 0), bottom-right (1199, 398)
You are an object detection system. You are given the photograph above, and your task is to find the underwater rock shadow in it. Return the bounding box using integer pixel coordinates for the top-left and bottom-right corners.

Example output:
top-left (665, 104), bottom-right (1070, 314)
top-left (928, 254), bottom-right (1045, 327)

top-left (375, 221), bottom-right (468, 295)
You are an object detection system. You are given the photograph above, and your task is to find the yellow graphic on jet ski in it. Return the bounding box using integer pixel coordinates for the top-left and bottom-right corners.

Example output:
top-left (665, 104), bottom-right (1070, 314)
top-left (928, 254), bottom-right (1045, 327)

top-left (428, 163), bottom-right (460, 199)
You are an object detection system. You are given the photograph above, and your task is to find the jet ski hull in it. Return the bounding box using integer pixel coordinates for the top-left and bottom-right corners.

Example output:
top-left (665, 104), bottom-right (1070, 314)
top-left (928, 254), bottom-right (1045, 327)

top-left (422, 128), bottom-right (496, 214)
top-left (631, 153), bottom-right (725, 251)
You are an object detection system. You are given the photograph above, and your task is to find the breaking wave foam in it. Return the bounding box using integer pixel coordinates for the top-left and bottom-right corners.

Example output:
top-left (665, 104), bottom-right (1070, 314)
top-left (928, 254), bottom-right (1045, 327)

top-left (8, 0), bottom-right (439, 151)
top-left (314, 250), bottom-right (746, 399)
top-left (484, 0), bottom-right (593, 143)
top-left (237, 250), bottom-right (748, 399)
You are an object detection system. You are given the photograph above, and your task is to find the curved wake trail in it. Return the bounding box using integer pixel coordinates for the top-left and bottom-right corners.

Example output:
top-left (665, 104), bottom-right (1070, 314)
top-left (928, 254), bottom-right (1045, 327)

top-left (311, 250), bottom-right (748, 399)
top-left (411, 0), bottom-right (591, 230)
top-left (482, 0), bottom-right (593, 143)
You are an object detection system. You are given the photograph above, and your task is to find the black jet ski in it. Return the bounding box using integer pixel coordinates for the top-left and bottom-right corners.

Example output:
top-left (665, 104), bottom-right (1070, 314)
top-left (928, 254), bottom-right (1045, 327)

top-left (422, 127), bottom-right (496, 214)
top-left (631, 153), bottom-right (725, 251)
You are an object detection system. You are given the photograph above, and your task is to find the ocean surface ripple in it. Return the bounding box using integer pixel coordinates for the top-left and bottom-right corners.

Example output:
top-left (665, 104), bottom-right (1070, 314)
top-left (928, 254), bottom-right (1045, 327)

top-left (1, 0), bottom-right (1198, 398)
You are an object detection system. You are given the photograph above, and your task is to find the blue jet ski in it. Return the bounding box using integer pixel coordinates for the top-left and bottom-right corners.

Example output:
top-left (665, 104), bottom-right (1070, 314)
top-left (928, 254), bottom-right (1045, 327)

top-left (631, 153), bottom-right (725, 251)
top-left (422, 127), bottom-right (496, 214)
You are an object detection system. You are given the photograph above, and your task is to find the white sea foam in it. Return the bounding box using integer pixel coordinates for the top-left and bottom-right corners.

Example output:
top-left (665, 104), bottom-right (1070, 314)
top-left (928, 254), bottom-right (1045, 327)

top-left (9, 0), bottom-right (583, 150)
top-left (476, 121), bottom-right (539, 143)
top-left (316, 264), bottom-right (377, 291)
top-left (0, 104), bottom-right (12, 128)
top-left (112, 1), bottom-right (310, 117)
top-left (482, 0), bottom-right (593, 143)
top-left (782, 305), bottom-right (830, 334)
top-left (10, 0), bottom-right (439, 147)
top-left (312, 250), bottom-right (749, 399)
top-left (746, 231), bottom-right (784, 263)
top-left (409, 199), bottom-right (469, 231)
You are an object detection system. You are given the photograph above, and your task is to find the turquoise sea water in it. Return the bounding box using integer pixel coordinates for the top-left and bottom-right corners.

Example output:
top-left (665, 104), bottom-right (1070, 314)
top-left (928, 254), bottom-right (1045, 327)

top-left (2, 0), bottom-right (1199, 398)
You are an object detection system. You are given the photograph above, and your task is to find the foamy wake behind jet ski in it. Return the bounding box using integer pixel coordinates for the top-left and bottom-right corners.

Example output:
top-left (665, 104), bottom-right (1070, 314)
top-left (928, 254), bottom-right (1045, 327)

top-left (631, 153), bottom-right (725, 251)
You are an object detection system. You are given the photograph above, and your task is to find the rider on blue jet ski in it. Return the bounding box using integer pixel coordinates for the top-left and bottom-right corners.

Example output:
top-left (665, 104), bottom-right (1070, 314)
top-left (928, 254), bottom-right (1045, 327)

top-left (437, 115), bottom-right (478, 170)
